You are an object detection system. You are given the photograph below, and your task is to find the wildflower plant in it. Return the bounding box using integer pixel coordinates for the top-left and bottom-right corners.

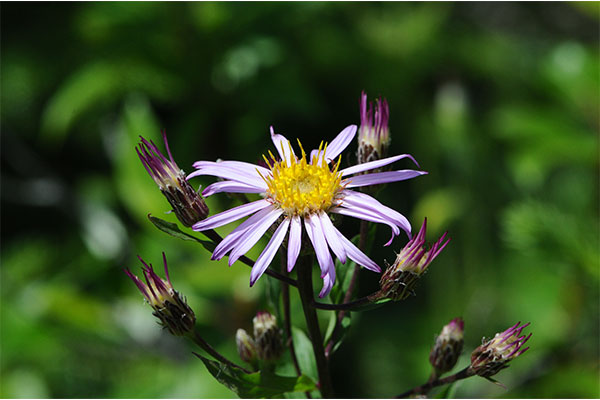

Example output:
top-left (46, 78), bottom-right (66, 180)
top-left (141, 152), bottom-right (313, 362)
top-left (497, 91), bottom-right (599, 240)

top-left (125, 92), bottom-right (532, 398)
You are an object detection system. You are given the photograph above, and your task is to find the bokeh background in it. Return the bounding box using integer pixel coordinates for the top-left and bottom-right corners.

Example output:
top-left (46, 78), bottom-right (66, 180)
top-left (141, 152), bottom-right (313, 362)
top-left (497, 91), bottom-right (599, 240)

top-left (1, 2), bottom-right (599, 398)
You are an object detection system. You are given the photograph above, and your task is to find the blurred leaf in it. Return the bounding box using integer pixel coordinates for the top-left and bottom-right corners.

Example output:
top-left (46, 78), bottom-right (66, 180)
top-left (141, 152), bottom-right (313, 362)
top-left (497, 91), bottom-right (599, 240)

top-left (148, 214), bottom-right (216, 252)
top-left (291, 328), bottom-right (318, 383)
top-left (41, 60), bottom-right (182, 144)
top-left (195, 353), bottom-right (316, 398)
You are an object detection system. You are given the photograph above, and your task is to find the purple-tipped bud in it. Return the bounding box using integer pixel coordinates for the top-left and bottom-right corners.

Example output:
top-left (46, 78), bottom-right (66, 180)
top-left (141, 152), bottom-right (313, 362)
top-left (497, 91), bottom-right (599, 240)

top-left (252, 311), bottom-right (283, 362)
top-left (470, 322), bottom-right (532, 378)
top-left (137, 131), bottom-right (209, 227)
top-left (236, 328), bottom-right (258, 365)
top-left (430, 318), bottom-right (465, 375)
top-left (378, 218), bottom-right (450, 301)
top-left (125, 253), bottom-right (195, 336)
top-left (357, 91), bottom-right (391, 165)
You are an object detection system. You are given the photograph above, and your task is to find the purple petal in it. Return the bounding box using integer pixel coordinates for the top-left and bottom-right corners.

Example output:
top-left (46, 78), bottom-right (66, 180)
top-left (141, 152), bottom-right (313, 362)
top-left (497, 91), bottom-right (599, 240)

top-left (318, 212), bottom-right (347, 264)
top-left (324, 125), bottom-right (357, 162)
top-left (343, 170), bottom-right (428, 188)
top-left (341, 154), bottom-right (420, 176)
top-left (330, 206), bottom-right (399, 246)
top-left (341, 190), bottom-right (411, 237)
top-left (287, 215), bottom-right (302, 272)
top-left (310, 125), bottom-right (357, 166)
top-left (188, 161), bottom-right (269, 188)
top-left (202, 180), bottom-right (266, 197)
top-left (193, 199), bottom-right (270, 231)
top-left (228, 208), bottom-right (284, 265)
top-left (335, 228), bottom-right (381, 272)
top-left (212, 206), bottom-right (278, 260)
top-left (250, 218), bottom-right (290, 285)
top-left (319, 272), bottom-right (334, 298)
top-left (270, 126), bottom-right (296, 166)
top-left (304, 214), bottom-right (334, 278)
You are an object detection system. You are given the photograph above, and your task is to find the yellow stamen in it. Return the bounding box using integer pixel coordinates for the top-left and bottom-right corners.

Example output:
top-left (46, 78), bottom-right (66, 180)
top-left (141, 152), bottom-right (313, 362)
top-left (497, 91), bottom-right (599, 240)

top-left (263, 140), bottom-right (343, 216)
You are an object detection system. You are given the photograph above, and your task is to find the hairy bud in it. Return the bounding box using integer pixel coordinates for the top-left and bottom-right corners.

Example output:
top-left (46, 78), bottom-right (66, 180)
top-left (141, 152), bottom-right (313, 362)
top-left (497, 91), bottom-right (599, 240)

top-left (470, 322), bottom-right (532, 378)
top-left (125, 253), bottom-right (195, 336)
top-left (253, 312), bottom-right (284, 362)
top-left (430, 317), bottom-right (464, 375)
top-left (379, 218), bottom-right (449, 301)
top-left (137, 131), bottom-right (209, 227)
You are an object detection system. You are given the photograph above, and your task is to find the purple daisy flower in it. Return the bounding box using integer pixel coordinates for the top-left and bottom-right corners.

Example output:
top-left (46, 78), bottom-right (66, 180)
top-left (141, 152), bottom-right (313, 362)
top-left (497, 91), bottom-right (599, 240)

top-left (188, 124), bottom-right (427, 297)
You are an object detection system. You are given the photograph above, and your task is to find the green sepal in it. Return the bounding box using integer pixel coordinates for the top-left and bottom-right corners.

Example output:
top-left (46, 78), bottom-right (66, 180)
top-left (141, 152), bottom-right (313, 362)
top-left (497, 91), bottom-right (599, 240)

top-left (194, 353), bottom-right (317, 398)
top-left (147, 214), bottom-right (215, 252)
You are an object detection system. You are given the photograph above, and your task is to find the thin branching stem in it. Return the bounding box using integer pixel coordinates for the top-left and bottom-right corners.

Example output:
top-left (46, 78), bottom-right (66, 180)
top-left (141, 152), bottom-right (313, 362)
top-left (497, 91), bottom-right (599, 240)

top-left (188, 328), bottom-right (251, 373)
top-left (395, 367), bottom-right (475, 398)
top-left (324, 220), bottom-right (370, 358)
top-left (312, 295), bottom-right (373, 311)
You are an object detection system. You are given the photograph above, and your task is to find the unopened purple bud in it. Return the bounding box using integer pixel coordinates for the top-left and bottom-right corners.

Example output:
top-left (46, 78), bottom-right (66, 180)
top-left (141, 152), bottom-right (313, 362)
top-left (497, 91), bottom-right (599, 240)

top-left (137, 131), bottom-right (209, 227)
top-left (357, 91), bottom-right (391, 165)
top-left (378, 218), bottom-right (450, 301)
top-left (470, 322), bottom-right (532, 378)
top-left (252, 311), bottom-right (283, 362)
top-left (236, 328), bottom-right (258, 364)
top-left (124, 253), bottom-right (195, 336)
top-left (430, 318), bottom-right (465, 375)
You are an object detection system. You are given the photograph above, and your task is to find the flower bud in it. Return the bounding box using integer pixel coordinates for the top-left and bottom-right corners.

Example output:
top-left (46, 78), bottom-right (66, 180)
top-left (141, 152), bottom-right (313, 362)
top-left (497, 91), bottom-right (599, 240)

top-left (137, 131), bottom-right (209, 227)
top-left (236, 328), bottom-right (258, 364)
top-left (252, 311), bottom-right (283, 362)
top-left (470, 322), bottom-right (532, 378)
top-left (429, 317), bottom-right (464, 375)
top-left (125, 253), bottom-right (195, 336)
top-left (357, 91), bottom-right (391, 165)
top-left (379, 218), bottom-right (450, 301)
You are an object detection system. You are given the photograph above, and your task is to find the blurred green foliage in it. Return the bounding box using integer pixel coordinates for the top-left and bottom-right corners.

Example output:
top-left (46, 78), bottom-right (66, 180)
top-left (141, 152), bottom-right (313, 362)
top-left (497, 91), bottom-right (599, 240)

top-left (1, 3), bottom-right (598, 398)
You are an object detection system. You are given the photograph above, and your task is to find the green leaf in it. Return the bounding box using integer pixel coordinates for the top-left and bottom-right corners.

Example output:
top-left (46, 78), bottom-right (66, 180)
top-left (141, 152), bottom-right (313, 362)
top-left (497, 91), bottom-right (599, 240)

top-left (147, 214), bottom-right (215, 252)
top-left (195, 353), bottom-right (316, 398)
top-left (291, 328), bottom-right (318, 382)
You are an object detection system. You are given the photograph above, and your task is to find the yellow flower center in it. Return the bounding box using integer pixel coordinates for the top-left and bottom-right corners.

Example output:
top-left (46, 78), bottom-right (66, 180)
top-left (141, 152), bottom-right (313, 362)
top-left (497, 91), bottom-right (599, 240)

top-left (260, 141), bottom-right (343, 217)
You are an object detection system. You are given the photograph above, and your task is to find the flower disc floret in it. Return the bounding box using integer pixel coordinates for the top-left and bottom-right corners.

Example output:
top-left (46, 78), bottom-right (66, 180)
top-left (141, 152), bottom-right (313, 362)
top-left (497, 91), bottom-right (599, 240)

top-left (262, 142), bottom-right (343, 217)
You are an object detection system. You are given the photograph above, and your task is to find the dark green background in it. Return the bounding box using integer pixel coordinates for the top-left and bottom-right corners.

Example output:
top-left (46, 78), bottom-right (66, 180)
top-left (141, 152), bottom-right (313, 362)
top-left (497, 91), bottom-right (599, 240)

top-left (1, 2), bottom-right (598, 398)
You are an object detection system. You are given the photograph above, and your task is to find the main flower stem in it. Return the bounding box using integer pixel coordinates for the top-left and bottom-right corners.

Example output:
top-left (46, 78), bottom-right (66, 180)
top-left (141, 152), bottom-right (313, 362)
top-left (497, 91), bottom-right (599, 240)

top-left (296, 254), bottom-right (335, 398)
top-left (280, 252), bottom-right (313, 399)
top-left (395, 367), bottom-right (475, 398)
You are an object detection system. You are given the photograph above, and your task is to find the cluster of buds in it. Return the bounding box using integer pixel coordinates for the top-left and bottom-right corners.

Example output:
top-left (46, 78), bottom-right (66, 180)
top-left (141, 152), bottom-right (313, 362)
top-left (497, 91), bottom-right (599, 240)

top-left (470, 322), bottom-right (532, 378)
top-left (236, 311), bottom-right (283, 366)
top-left (378, 218), bottom-right (450, 301)
top-left (429, 317), bottom-right (465, 376)
top-left (137, 131), bottom-right (209, 227)
top-left (357, 91), bottom-right (391, 166)
top-left (125, 253), bottom-right (195, 336)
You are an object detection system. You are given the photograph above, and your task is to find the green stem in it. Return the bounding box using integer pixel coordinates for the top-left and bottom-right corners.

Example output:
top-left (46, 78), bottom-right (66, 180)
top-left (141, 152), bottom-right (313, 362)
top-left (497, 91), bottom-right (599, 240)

top-left (296, 254), bottom-right (335, 398)
top-left (280, 252), bottom-right (312, 399)
top-left (188, 327), bottom-right (251, 373)
top-left (395, 367), bottom-right (475, 398)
